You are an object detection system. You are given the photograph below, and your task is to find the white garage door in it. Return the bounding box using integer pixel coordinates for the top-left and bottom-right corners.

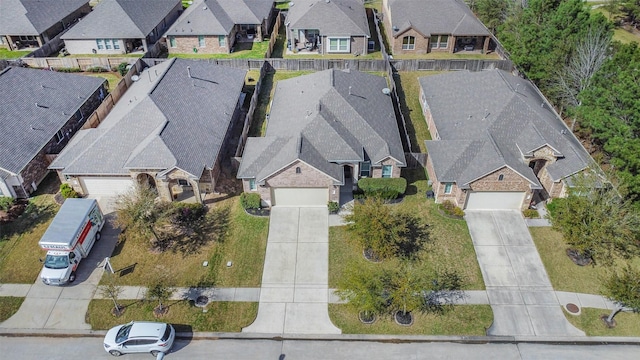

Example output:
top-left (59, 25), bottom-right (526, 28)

top-left (465, 191), bottom-right (525, 210)
top-left (272, 188), bottom-right (328, 207)
top-left (80, 177), bottom-right (135, 196)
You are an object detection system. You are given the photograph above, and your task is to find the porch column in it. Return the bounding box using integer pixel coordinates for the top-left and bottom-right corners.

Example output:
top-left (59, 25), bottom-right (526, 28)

top-left (483, 37), bottom-right (490, 54)
top-left (142, 39), bottom-right (148, 52)
top-left (37, 36), bottom-right (44, 48)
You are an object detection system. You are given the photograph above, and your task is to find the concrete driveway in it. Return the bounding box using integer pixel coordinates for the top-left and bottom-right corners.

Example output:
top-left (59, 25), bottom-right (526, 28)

top-left (465, 210), bottom-right (584, 337)
top-left (243, 206), bottom-right (341, 334)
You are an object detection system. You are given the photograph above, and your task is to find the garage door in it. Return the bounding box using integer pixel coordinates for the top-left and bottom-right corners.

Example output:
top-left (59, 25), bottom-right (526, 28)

top-left (272, 188), bottom-right (328, 207)
top-left (465, 192), bottom-right (525, 210)
top-left (80, 177), bottom-right (135, 196)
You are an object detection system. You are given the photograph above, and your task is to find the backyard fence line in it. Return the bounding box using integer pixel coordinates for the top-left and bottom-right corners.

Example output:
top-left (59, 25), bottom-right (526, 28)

top-left (264, 11), bottom-right (283, 58)
top-left (235, 62), bottom-right (268, 157)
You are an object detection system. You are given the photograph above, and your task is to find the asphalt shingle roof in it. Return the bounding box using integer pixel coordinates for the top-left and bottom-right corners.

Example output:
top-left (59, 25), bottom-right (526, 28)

top-left (0, 0), bottom-right (88, 35)
top-left (387, 0), bottom-right (489, 38)
top-left (238, 69), bottom-right (404, 182)
top-left (0, 67), bottom-right (105, 175)
top-left (286, 0), bottom-right (370, 37)
top-left (421, 69), bottom-right (592, 186)
top-left (51, 58), bottom-right (247, 178)
top-left (61, 0), bottom-right (180, 39)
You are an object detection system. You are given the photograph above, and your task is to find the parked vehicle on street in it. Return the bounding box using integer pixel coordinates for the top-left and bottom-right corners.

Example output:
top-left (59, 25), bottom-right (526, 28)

top-left (103, 321), bottom-right (176, 357)
top-left (38, 198), bottom-right (104, 285)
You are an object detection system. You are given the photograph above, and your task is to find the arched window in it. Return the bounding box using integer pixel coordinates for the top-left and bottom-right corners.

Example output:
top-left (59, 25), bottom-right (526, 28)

top-left (402, 36), bottom-right (415, 50)
top-left (498, 174), bottom-right (504, 181)
top-left (296, 167), bottom-right (301, 174)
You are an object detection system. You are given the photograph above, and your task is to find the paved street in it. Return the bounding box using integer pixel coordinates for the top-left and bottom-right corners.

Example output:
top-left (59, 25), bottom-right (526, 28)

top-left (1, 336), bottom-right (639, 360)
top-left (243, 206), bottom-right (340, 334)
top-left (466, 210), bottom-right (584, 337)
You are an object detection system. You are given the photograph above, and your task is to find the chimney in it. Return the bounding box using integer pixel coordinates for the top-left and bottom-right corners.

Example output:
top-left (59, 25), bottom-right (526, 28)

top-left (348, 86), bottom-right (352, 95)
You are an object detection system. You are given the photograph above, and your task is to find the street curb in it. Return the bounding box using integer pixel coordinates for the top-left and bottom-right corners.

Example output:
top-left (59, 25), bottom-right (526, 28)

top-left (1, 329), bottom-right (640, 345)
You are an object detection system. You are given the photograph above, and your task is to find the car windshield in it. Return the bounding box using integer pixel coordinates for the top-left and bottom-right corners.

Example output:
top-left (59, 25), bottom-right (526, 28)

top-left (161, 324), bottom-right (171, 341)
top-left (43, 254), bottom-right (69, 269)
top-left (116, 323), bottom-right (133, 343)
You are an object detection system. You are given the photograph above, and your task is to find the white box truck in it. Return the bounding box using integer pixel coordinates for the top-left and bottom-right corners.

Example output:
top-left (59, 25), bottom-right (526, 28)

top-left (39, 198), bottom-right (105, 285)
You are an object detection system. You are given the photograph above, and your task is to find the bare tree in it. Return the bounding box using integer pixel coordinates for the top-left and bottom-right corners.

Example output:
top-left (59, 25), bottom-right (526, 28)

top-left (553, 25), bottom-right (611, 129)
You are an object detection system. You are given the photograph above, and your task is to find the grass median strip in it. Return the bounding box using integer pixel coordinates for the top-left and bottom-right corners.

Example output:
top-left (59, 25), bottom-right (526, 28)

top-left (563, 308), bottom-right (640, 337)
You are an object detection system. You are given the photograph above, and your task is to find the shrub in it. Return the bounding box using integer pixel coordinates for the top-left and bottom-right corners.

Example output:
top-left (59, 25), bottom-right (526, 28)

top-left (240, 192), bottom-right (261, 209)
top-left (60, 183), bottom-right (79, 199)
top-left (116, 62), bottom-right (129, 76)
top-left (173, 203), bottom-right (207, 224)
top-left (0, 196), bottom-right (14, 211)
top-left (328, 201), bottom-right (340, 213)
top-left (440, 200), bottom-right (464, 217)
top-left (523, 209), bottom-right (540, 218)
top-left (54, 67), bottom-right (82, 73)
top-left (87, 66), bottom-right (108, 73)
top-left (357, 178), bottom-right (407, 199)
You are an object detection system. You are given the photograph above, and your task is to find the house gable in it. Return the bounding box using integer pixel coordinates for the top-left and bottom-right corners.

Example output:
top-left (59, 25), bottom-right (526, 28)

top-left (264, 159), bottom-right (337, 188)
top-left (468, 166), bottom-right (533, 193)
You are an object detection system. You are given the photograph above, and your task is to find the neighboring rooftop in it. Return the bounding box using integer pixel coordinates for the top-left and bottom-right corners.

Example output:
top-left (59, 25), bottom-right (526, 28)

top-left (286, 0), bottom-right (370, 37)
top-left (387, 0), bottom-right (489, 38)
top-left (51, 58), bottom-right (247, 178)
top-left (0, 0), bottom-right (88, 35)
top-left (238, 69), bottom-right (404, 182)
top-left (0, 67), bottom-right (105, 175)
top-left (421, 69), bottom-right (592, 187)
top-left (61, 0), bottom-right (180, 39)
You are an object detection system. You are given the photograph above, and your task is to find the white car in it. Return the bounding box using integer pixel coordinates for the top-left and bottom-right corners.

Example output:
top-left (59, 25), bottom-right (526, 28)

top-left (103, 321), bottom-right (175, 357)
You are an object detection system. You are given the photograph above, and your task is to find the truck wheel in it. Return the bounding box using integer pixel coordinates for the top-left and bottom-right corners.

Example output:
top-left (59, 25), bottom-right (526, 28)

top-left (150, 350), bottom-right (160, 356)
top-left (109, 350), bottom-right (122, 356)
top-left (69, 272), bottom-right (76, 283)
top-left (96, 231), bottom-right (101, 241)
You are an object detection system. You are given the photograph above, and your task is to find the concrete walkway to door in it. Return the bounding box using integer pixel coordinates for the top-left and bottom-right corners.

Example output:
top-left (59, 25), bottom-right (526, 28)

top-left (465, 210), bottom-right (585, 337)
top-left (243, 206), bottom-right (341, 334)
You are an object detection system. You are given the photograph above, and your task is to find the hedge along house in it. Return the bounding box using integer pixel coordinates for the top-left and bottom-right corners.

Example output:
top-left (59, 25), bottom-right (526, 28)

top-left (420, 70), bottom-right (593, 211)
top-left (237, 69), bottom-right (406, 207)
top-left (0, 67), bottom-right (106, 199)
top-left (382, 0), bottom-right (491, 55)
top-left (50, 58), bottom-right (247, 204)
top-left (163, 0), bottom-right (275, 55)
top-left (0, 0), bottom-right (91, 51)
top-left (61, 0), bottom-right (182, 55)
top-left (285, 0), bottom-right (370, 55)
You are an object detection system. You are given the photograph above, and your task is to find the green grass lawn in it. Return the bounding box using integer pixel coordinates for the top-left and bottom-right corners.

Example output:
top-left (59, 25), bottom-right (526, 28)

top-left (105, 195), bottom-right (268, 287)
top-left (591, 8), bottom-right (640, 44)
top-left (330, 304), bottom-right (492, 335)
top-left (0, 48), bottom-right (31, 59)
top-left (87, 299), bottom-right (257, 332)
top-left (0, 174), bottom-right (61, 283)
top-left (170, 41), bottom-right (269, 59)
top-left (393, 52), bottom-right (502, 60)
top-left (84, 71), bottom-right (122, 92)
top-left (564, 308), bottom-right (640, 337)
top-left (0, 297), bottom-right (24, 321)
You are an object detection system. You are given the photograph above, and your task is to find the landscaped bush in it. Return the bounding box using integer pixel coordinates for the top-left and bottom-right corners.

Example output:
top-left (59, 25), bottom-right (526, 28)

top-left (59, 183), bottom-right (79, 199)
top-left (172, 203), bottom-right (207, 224)
top-left (357, 178), bottom-right (407, 200)
top-left (439, 200), bottom-right (464, 217)
top-left (328, 201), bottom-right (340, 214)
top-left (54, 67), bottom-right (82, 73)
top-left (0, 196), bottom-right (14, 211)
top-left (240, 192), bottom-right (261, 209)
top-left (87, 66), bottom-right (109, 73)
top-left (116, 62), bottom-right (129, 76)
top-left (523, 209), bottom-right (540, 218)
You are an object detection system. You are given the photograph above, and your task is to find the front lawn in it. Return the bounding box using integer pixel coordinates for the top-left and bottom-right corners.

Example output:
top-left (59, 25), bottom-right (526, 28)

top-left (170, 41), bottom-right (269, 59)
top-left (87, 299), bottom-right (257, 332)
top-left (0, 174), bottom-right (60, 283)
top-left (103, 195), bottom-right (268, 287)
top-left (0, 297), bottom-right (24, 321)
top-left (330, 304), bottom-right (492, 335)
top-left (564, 308), bottom-right (640, 337)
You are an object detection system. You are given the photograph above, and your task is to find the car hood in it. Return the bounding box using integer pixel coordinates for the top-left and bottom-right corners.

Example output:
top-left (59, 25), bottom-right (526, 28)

top-left (104, 324), bottom-right (124, 346)
top-left (40, 267), bottom-right (71, 282)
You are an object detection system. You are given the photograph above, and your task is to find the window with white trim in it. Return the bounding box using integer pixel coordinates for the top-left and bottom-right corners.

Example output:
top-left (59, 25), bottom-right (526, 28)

top-left (55, 130), bottom-right (65, 143)
top-left (444, 182), bottom-right (453, 194)
top-left (328, 37), bottom-right (349, 53)
top-left (218, 35), bottom-right (226, 47)
top-left (169, 36), bottom-right (176, 48)
top-left (402, 36), bottom-right (415, 50)
top-left (198, 35), bottom-right (205, 47)
top-left (249, 178), bottom-right (257, 191)
top-left (439, 35), bottom-right (448, 48)
top-left (113, 39), bottom-right (120, 50)
top-left (382, 165), bottom-right (392, 178)
top-left (360, 162), bottom-right (370, 177)
top-left (96, 39), bottom-right (104, 49)
top-left (105, 39), bottom-right (112, 50)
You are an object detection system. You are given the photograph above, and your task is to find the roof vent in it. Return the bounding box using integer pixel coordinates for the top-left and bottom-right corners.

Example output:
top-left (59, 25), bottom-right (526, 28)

top-left (393, 26), bottom-right (399, 31)
top-left (289, 1), bottom-right (294, 6)
top-left (561, 129), bottom-right (567, 135)
top-left (131, 75), bottom-right (139, 82)
top-left (382, 88), bottom-right (391, 95)
top-left (187, 66), bottom-right (192, 78)
top-left (35, 102), bottom-right (49, 109)
top-left (325, 0), bottom-right (330, 3)
top-left (203, 6), bottom-right (207, 10)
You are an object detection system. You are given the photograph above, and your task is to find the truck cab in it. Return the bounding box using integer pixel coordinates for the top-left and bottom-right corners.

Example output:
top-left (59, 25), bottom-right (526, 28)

top-left (40, 249), bottom-right (82, 285)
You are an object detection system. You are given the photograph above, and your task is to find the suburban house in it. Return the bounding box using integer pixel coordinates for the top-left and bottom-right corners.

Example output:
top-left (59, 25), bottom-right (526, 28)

top-left (50, 58), bottom-right (247, 204)
top-left (0, 67), bottom-right (106, 199)
top-left (382, 0), bottom-right (491, 55)
top-left (0, 0), bottom-right (91, 51)
top-left (61, 0), bottom-right (182, 55)
top-left (164, 0), bottom-right (275, 55)
top-left (285, 0), bottom-right (370, 55)
top-left (420, 69), bottom-right (593, 211)
top-left (237, 69), bottom-right (406, 207)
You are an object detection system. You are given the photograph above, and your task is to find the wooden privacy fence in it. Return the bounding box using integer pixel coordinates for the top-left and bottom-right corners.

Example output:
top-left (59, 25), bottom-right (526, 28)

top-left (265, 11), bottom-right (282, 58)
top-left (20, 56), bottom-right (138, 71)
top-left (405, 153), bottom-right (427, 169)
top-left (235, 62), bottom-right (268, 157)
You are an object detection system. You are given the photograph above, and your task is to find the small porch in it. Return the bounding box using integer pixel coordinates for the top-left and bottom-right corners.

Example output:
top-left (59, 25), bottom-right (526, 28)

top-left (4, 35), bottom-right (43, 51)
top-left (235, 24), bottom-right (264, 43)
top-left (288, 29), bottom-right (320, 54)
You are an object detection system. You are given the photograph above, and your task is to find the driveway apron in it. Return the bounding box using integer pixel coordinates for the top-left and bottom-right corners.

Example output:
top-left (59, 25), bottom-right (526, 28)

top-left (243, 207), bottom-right (341, 334)
top-left (465, 210), bottom-right (584, 337)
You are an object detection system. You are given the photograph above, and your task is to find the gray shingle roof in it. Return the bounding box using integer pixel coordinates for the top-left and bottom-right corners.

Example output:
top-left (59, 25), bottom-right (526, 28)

top-left (0, 67), bottom-right (105, 175)
top-left (164, 0), bottom-right (234, 36)
top-left (388, 0), bottom-right (489, 38)
top-left (0, 0), bottom-right (88, 35)
top-left (286, 0), bottom-right (369, 37)
top-left (51, 58), bottom-right (247, 178)
top-left (238, 69), bottom-right (404, 182)
top-left (421, 69), bottom-right (592, 186)
top-left (62, 0), bottom-right (180, 39)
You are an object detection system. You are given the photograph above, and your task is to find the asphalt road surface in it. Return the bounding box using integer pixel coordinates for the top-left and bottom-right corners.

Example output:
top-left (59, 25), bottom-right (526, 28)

top-left (1, 336), bottom-right (639, 360)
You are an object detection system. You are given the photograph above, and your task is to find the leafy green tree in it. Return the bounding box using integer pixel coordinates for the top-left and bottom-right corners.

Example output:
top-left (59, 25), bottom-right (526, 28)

top-left (620, 0), bottom-right (640, 26)
top-left (335, 263), bottom-right (388, 321)
top-left (602, 265), bottom-right (640, 326)
top-left (474, 0), bottom-right (512, 34)
top-left (548, 173), bottom-right (640, 266)
top-left (146, 279), bottom-right (174, 315)
top-left (100, 272), bottom-right (124, 316)
top-left (422, 269), bottom-right (465, 314)
top-left (386, 262), bottom-right (424, 319)
top-left (115, 183), bottom-right (171, 246)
